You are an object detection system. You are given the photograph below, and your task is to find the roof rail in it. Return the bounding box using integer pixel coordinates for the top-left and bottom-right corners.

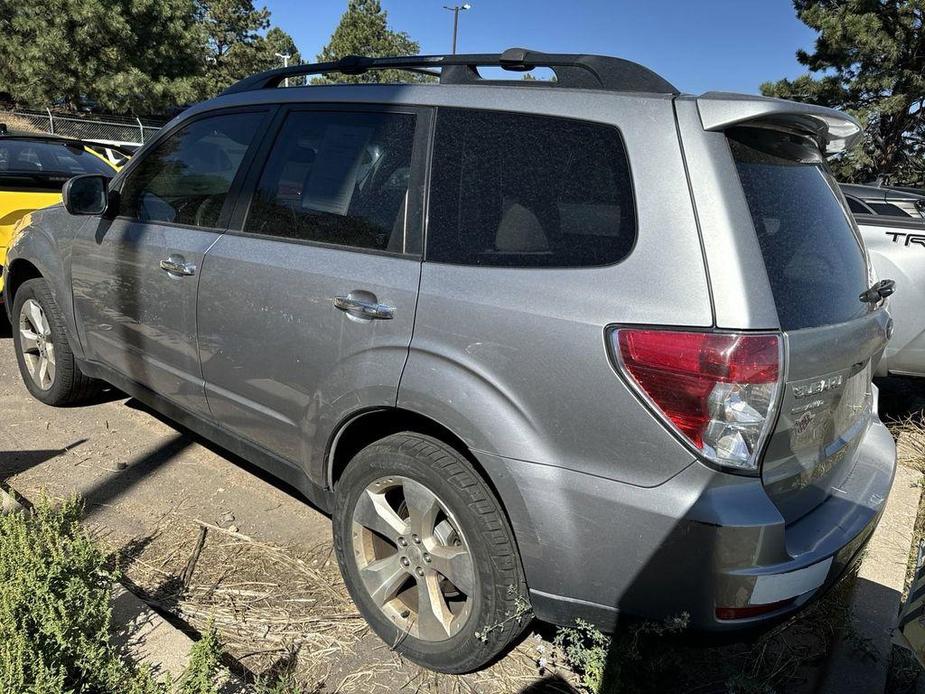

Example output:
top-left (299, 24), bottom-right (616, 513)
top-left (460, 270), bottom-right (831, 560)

top-left (220, 48), bottom-right (679, 96)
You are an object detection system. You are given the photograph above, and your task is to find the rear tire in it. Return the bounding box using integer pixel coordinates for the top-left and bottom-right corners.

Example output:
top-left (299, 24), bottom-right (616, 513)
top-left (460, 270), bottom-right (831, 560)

top-left (12, 278), bottom-right (98, 406)
top-left (333, 433), bottom-right (530, 673)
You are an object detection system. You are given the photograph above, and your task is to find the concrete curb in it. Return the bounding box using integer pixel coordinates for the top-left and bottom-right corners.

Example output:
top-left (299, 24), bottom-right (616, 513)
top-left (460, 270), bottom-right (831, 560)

top-left (819, 463), bottom-right (921, 693)
top-left (110, 584), bottom-right (197, 683)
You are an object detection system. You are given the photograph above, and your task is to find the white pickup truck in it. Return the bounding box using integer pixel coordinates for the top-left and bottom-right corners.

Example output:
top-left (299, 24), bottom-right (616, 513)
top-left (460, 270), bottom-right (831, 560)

top-left (846, 184), bottom-right (925, 378)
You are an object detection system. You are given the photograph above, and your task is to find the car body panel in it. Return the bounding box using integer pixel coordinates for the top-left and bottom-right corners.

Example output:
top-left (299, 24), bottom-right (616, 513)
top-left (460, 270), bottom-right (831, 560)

top-left (198, 236), bottom-right (422, 468)
top-left (401, 93), bottom-right (711, 488)
top-left (858, 214), bottom-right (925, 377)
top-left (761, 309), bottom-right (890, 522)
top-left (481, 408), bottom-right (893, 629)
top-left (0, 190), bottom-right (61, 293)
top-left (3, 204), bottom-right (88, 361)
top-left (71, 217), bottom-right (221, 413)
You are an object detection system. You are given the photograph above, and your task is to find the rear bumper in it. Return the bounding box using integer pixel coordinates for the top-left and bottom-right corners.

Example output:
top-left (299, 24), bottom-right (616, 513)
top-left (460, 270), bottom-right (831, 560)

top-left (477, 413), bottom-right (896, 632)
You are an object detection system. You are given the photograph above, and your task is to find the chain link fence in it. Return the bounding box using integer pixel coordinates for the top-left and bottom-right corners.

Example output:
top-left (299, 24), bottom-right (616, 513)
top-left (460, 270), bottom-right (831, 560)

top-left (1, 109), bottom-right (164, 146)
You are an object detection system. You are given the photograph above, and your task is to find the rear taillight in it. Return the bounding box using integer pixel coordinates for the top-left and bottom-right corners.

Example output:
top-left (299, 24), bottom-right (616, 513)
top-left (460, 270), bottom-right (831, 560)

top-left (613, 329), bottom-right (783, 473)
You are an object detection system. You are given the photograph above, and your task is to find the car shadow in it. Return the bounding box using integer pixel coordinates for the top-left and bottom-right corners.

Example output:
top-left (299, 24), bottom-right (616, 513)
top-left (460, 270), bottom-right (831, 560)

top-left (0, 439), bottom-right (88, 478)
top-left (121, 397), bottom-right (323, 514)
top-left (876, 375), bottom-right (925, 420)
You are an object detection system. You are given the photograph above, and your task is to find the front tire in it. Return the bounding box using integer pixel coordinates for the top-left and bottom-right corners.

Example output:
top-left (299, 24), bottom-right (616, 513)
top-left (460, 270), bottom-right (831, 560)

top-left (333, 433), bottom-right (530, 673)
top-left (12, 278), bottom-right (98, 406)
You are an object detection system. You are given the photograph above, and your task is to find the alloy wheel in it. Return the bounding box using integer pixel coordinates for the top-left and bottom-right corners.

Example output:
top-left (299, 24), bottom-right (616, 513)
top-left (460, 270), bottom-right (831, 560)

top-left (19, 298), bottom-right (56, 390)
top-left (351, 475), bottom-right (476, 642)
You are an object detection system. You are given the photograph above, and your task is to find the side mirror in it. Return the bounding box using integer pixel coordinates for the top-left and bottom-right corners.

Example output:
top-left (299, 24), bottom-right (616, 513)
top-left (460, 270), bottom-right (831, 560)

top-left (62, 174), bottom-right (110, 216)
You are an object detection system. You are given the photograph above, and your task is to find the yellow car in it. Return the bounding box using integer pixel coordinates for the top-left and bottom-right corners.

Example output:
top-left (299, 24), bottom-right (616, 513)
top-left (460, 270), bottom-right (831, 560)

top-left (0, 134), bottom-right (120, 298)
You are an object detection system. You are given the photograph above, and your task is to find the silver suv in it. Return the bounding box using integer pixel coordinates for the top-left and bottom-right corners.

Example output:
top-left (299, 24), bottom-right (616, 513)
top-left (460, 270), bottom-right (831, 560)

top-left (2, 50), bottom-right (898, 673)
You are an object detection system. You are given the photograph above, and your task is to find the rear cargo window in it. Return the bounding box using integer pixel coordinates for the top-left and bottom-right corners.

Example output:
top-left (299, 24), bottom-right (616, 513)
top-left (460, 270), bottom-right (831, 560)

top-left (729, 128), bottom-right (870, 331)
top-left (426, 108), bottom-right (636, 268)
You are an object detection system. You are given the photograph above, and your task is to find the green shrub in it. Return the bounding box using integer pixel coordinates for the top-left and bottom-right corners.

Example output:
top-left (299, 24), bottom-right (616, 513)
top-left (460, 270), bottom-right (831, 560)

top-left (178, 622), bottom-right (223, 694)
top-left (553, 619), bottom-right (611, 692)
top-left (0, 496), bottom-right (166, 694)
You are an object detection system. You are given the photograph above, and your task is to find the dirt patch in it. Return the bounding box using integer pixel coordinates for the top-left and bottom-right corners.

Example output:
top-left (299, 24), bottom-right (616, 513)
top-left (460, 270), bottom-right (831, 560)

top-left (114, 513), bottom-right (853, 693)
top-left (114, 516), bottom-right (562, 693)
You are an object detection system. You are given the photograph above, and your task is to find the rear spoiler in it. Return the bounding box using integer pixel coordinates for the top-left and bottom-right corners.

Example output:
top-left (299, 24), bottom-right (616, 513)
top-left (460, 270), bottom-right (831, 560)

top-left (696, 92), bottom-right (862, 154)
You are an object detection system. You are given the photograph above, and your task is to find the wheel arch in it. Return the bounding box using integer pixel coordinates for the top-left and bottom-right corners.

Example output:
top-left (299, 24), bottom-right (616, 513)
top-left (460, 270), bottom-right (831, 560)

top-left (325, 406), bottom-right (538, 569)
top-left (5, 257), bottom-right (43, 311)
top-left (328, 407), bottom-right (481, 491)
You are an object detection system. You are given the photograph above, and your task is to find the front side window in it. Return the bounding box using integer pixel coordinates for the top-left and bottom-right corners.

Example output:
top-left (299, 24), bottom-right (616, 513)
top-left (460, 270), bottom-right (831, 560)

top-left (244, 110), bottom-right (416, 253)
top-left (426, 108), bottom-right (636, 268)
top-left (120, 111), bottom-right (264, 228)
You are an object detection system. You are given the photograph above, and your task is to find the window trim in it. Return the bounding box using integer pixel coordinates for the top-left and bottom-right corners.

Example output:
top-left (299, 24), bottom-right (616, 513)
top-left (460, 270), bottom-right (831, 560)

top-left (111, 105), bottom-right (277, 232)
top-left (422, 105), bottom-right (639, 270)
top-left (228, 102), bottom-right (433, 259)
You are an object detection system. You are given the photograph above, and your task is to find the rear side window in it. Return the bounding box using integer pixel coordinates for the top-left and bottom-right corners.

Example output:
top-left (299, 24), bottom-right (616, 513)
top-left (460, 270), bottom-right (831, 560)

top-left (867, 201), bottom-right (911, 217)
top-left (729, 128), bottom-right (870, 331)
top-left (845, 196), bottom-right (872, 215)
top-left (427, 108), bottom-right (636, 267)
top-left (120, 111), bottom-right (264, 228)
top-left (244, 110), bottom-right (416, 253)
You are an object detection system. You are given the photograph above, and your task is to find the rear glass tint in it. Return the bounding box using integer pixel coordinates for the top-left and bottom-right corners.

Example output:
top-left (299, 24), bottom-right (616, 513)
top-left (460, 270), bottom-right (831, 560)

top-left (729, 128), bottom-right (870, 331)
top-left (427, 108), bottom-right (636, 268)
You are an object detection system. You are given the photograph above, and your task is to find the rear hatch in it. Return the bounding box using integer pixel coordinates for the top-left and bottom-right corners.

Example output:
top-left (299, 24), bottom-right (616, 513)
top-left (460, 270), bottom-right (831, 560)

top-left (727, 125), bottom-right (890, 524)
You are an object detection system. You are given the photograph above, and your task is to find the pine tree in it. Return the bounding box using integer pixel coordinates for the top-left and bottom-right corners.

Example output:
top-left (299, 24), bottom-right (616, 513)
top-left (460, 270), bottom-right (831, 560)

top-left (762, 1), bottom-right (925, 186)
top-left (199, 0), bottom-right (301, 95)
top-left (0, 0), bottom-right (206, 114)
top-left (315, 0), bottom-right (427, 84)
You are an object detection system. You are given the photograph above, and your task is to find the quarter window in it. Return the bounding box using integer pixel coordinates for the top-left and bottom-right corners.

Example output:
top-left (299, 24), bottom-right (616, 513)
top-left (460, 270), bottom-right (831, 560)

top-left (120, 111), bottom-right (264, 228)
top-left (845, 196), bottom-right (872, 215)
top-left (244, 110), bottom-right (416, 253)
top-left (867, 201), bottom-right (911, 217)
top-left (426, 108), bottom-right (636, 267)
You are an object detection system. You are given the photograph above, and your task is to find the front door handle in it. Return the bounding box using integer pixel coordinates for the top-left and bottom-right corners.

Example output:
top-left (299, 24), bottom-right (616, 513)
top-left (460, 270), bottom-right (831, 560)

top-left (333, 295), bottom-right (394, 320)
top-left (159, 255), bottom-right (196, 277)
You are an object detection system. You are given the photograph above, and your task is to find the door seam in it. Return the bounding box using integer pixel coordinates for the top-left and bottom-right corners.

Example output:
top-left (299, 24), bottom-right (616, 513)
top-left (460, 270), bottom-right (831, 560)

top-left (195, 231), bottom-right (226, 422)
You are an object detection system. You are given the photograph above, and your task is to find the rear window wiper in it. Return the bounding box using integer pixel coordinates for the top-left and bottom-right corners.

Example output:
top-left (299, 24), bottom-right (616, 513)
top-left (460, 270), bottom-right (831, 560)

top-left (859, 278), bottom-right (896, 303)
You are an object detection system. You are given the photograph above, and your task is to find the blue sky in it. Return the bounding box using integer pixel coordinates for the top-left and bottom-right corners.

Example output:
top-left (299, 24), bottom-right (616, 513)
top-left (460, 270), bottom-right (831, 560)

top-left (262, 0), bottom-right (818, 95)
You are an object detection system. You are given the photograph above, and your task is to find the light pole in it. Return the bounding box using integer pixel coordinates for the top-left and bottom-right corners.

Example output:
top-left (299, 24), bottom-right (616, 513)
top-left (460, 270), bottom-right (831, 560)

top-left (275, 52), bottom-right (292, 87)
top-left (443, 4), bottom-right (471, 55)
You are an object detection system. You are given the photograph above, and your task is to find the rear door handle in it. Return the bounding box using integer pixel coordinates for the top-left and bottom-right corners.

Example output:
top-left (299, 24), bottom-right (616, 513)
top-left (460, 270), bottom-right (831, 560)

top-left (159, 255), bottom-right (196, 277)
top-left (333, 295), bottom-right (394, 320)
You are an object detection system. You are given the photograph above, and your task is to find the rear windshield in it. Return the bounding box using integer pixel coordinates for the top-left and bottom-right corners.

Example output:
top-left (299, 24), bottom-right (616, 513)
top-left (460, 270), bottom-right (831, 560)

top-left (0, 140), bottom-right (113, 177)
top-left (729, 128), bottom-right (870, 331)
